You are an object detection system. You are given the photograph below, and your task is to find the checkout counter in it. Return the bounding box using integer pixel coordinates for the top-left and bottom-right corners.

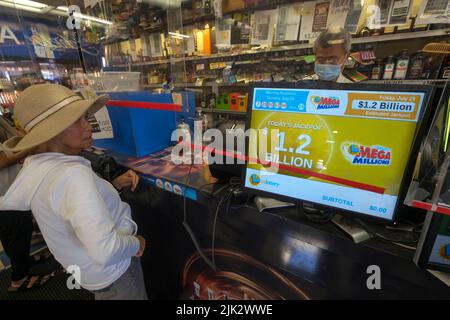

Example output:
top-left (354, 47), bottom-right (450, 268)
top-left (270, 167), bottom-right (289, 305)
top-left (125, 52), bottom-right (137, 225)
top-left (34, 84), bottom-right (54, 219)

top-left (84, 85), bottom-right (450, 300)
top-left (81, 146), bottom-right (450, 300)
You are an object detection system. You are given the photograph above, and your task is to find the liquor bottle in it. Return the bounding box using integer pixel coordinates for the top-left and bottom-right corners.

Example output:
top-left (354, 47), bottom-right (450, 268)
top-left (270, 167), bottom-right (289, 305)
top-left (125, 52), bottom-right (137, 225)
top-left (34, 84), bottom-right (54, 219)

top-left (204, 0), bottom-right (211, 15)
top-left (208, 92), bottom-right (216, 108)
top-left (440, 56), bottom-right (450, 79)
top-left (210, 23), bottom-right (217, 54)
top-left (383, 56), bottom-right (395, 80)
top-left (200, 93), bottom-right (207, 108)
top-left (421, 56), bottom-right (433, 79)
top-left (407, 53), bottom-right (425, 80)
top-left (393, 49), bottom-right (410, 80)
top-left (370, 59), bottom-right (383, 80)
top-left (203, 24), bottom-right (212, 55)
top-left (194, 0), bottom-right (203, 18)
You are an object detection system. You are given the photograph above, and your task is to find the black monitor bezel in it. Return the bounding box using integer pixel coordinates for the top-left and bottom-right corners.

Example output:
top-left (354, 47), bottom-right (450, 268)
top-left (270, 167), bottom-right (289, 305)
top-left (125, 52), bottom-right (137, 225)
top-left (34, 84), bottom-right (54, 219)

top-left (242, 81), bottom-right (435, 225)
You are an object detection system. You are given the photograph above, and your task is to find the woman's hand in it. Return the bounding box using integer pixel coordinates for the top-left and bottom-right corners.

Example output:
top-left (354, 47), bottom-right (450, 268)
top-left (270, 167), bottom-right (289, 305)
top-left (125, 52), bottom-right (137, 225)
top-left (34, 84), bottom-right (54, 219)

top-left (112, 170), bottom-right (139, 192)
top-left (134, 235), bottom-right (146, 257)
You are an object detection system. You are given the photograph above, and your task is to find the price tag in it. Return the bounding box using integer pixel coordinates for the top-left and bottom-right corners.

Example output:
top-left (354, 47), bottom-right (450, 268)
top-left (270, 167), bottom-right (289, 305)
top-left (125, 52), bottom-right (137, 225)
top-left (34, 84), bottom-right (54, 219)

top-left (195, 63), bottom-right (205, 71)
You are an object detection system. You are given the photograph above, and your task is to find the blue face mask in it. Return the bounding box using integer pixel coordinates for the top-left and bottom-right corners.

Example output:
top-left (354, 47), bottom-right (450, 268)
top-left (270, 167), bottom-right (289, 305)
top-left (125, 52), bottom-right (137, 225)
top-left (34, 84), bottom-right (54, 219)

top-left (314, 63), bottom-right (342, 81)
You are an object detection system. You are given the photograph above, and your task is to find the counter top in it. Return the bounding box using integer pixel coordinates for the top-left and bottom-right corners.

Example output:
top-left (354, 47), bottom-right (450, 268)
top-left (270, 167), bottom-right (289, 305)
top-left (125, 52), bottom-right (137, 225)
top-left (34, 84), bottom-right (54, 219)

top-left (87, 147), bottom-right (450, 299)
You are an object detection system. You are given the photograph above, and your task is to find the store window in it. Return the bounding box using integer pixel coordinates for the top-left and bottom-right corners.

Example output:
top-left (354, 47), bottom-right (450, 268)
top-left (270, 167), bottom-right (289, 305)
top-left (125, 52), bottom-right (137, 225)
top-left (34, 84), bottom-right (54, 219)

top-left (0, 0), bottom-right (449, 189)
top-left (0, 0), bottom-right (110, 126)
top-left (2, 1), bottom-right (447, 102)
top-left (0, 0), bottom-right (449, 300)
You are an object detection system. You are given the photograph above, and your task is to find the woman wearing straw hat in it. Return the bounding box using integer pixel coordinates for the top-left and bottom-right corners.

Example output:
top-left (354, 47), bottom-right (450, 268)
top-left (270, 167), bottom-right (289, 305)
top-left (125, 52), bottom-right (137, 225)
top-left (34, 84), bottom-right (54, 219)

top-left (0, 84), bottom-right (147, 300)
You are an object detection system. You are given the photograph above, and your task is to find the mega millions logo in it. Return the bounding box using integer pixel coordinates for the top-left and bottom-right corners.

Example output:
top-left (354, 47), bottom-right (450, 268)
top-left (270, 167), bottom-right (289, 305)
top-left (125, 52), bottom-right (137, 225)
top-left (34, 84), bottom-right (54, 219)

top-left (249, 174), bottom-right (261, 186)
top-left (341, 142), bottom-right (392, 165)
top-left (311, 95), bottom-right (340, 110)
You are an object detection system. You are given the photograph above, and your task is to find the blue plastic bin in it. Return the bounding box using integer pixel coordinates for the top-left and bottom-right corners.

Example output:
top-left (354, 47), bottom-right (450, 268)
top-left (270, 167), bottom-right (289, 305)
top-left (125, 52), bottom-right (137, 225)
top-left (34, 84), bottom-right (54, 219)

top-left (93, 91), bottom-right (195, 157)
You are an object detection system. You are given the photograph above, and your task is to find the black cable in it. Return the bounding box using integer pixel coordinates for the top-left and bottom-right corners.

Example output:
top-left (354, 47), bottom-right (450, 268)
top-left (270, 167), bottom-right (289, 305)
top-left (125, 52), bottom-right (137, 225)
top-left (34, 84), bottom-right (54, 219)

top-left (184, 174), bottom-right (245, 270)
top-left (182, 161), bottom-right (216, 271)
top-left (412, 223), bottom-right (424, 234)
top-left (355, 219), bottom-right (419, 247)
top-left (211, 177), bottom-right (243, 269)
top-left (198, 180), bottom-right (228, 199)
top-left (183, 163), bottom-right (193, 222)
top-left (211, 187), bottom-right (233, 268)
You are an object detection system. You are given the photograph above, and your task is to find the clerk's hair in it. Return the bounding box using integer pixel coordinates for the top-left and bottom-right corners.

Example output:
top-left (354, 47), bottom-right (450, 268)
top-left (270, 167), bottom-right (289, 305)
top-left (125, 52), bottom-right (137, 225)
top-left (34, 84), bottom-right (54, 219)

top-left (313, 27), bottom-right (351, 54)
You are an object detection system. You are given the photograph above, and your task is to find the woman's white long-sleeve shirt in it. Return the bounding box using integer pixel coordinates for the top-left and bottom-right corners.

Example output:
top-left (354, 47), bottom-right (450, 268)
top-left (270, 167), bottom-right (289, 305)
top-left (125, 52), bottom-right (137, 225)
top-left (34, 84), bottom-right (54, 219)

top-left (0, 152), bottom-right (140, 290)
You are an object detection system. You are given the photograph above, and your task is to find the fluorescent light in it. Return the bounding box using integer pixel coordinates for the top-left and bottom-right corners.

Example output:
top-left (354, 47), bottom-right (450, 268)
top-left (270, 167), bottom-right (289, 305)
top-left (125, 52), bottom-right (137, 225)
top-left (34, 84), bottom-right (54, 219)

top-left (56, 6), bottom-right (112, 25)
top-left (13, 0), bottom-right (48, 9)
top-left (75, 13), bottom-right (112, 25)
top-left (169, 32), bottom-right (190, 39)
top-left (0, 0), bottom-right (42, 12)
top-left (0, 1), bottom-right (112, 26)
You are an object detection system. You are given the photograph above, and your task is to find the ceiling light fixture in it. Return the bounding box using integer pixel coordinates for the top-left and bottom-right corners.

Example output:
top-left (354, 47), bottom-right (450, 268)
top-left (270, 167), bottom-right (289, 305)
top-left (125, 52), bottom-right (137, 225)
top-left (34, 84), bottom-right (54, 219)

top-left (0, 1), bottom-right (112, 26)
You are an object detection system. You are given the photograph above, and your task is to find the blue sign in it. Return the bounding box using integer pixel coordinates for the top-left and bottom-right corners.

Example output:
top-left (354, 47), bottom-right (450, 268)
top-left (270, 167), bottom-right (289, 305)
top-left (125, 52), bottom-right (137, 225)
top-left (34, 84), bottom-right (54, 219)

top-left (253, 88), bottom-right (309, 113)
top-left (0, 8), bottom-right (101, 66)
top-left (140, 175), bottom-right (198, 201)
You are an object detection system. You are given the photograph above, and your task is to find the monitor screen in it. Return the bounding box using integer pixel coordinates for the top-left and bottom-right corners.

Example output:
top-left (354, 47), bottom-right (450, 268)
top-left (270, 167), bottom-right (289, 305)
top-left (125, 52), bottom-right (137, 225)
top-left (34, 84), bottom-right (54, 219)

top-left (244, 84), bottom-right (429, 222)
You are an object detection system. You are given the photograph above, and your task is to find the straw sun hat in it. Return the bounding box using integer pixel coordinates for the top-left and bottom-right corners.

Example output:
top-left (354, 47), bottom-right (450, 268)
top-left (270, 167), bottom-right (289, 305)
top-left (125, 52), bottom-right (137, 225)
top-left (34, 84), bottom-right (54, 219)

top-left (3, 84), bottom-right (108, 152)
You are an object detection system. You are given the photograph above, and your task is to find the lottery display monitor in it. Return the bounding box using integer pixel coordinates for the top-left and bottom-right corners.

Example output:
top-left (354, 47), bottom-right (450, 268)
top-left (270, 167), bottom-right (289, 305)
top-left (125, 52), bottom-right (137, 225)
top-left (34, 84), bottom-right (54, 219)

top-left (244, 82), bottom-right (434, 223)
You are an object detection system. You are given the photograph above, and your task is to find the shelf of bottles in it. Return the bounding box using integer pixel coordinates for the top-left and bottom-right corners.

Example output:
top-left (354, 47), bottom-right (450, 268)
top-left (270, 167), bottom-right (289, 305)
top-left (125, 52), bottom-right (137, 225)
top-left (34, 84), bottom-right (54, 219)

top-left (121, 29), bottom-right (450, 88)
top-left (142, 79), bottom-right (448, 90)
top-left (114, 29), bottom-right (450, 68)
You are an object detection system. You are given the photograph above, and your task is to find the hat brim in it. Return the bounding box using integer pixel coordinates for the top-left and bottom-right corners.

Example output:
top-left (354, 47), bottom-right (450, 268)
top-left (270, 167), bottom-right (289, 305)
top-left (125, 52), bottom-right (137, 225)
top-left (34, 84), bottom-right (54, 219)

top-left (3, 94), bottom-right (109, 152)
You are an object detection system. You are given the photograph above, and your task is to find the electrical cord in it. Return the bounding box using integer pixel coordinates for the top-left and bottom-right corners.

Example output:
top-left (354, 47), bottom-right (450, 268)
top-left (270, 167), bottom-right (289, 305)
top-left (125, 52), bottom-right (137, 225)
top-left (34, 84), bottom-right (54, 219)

top-left (198, 180), bottom-right (228, 199)
top-left (412, 223), bottom-right (424, 234)
top-left (211, 177), bottom-right (244, 269)
top-left (182, 161), bottom-right (216, 271)
top-left (184, 172), bottom-right (245, 271)
top-left (211, 187), bottom-right (234, 268)
top-left (355, 218), bottom-right (419, 249)
top-left (176, 67), bottom-right (219, 270)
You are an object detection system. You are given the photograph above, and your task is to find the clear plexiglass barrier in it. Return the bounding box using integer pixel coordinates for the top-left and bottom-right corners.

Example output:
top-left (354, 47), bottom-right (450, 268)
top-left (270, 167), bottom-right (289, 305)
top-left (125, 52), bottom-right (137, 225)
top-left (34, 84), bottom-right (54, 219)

top-left (405, 81), bottom-right (450, 216)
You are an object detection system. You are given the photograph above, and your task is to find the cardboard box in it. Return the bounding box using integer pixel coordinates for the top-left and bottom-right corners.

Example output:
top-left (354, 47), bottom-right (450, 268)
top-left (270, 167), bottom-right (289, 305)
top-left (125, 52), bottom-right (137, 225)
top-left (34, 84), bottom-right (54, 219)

top-left (216, 93), bottom-right (230, 110)
top-left (237, 93), bottom-right (248, 112)
top-left (229, 92), bottom-right (240, 111)
top-left (222, 0), bottom-right (246, 14)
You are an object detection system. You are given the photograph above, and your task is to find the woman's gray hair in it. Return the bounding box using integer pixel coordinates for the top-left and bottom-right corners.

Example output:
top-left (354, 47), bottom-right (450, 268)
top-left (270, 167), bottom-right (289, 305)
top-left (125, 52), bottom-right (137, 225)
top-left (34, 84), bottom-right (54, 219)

top-left (313, 27), bottom-right (351, 53)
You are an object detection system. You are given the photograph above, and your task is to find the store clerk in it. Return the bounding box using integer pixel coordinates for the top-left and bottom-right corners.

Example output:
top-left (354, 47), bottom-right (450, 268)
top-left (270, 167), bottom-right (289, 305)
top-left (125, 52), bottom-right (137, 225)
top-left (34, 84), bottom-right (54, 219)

top-left (312, 27), bottom-right (353, 83)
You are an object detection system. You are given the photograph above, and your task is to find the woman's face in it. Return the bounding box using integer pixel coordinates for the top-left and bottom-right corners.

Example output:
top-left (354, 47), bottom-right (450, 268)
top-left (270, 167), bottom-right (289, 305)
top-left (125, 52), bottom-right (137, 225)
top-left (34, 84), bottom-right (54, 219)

top-left (49, 112), bottom-right (93, 155)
